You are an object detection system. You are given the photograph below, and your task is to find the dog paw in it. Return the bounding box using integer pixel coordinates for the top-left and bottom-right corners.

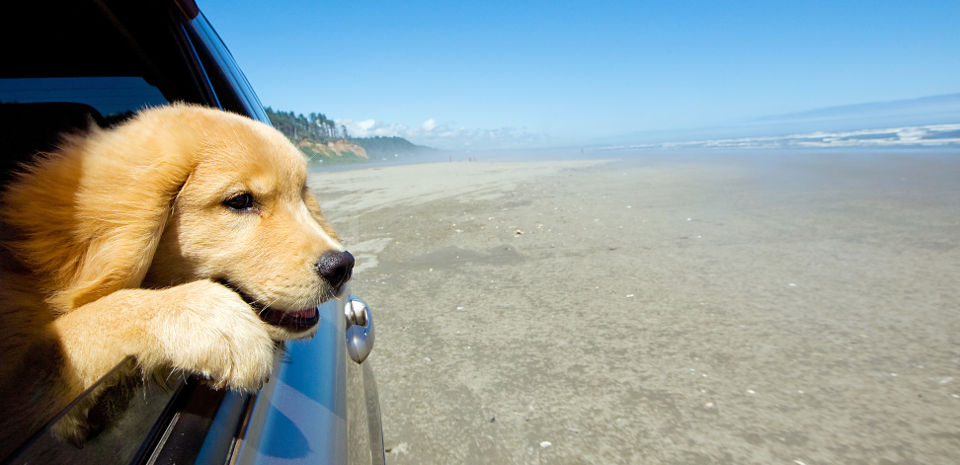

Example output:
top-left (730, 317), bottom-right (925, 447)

top-left (141, 280), bottom-right (275, 391)
top-left (51, 408), bottom-right (98, 449)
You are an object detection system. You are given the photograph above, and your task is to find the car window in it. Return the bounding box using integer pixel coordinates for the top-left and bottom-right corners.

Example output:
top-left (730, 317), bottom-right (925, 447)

top-left (0, 75), bottom-right (180, 462)
top-left (0, 4), bottom-right (214, 464)
top-left (5, 364), bottom-right (177, 465)
top-left (0, 77), bottom-right (168, 121)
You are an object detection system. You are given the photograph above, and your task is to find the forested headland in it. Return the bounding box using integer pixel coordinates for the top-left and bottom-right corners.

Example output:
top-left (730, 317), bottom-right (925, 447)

top-left (265, 107), bottom-right (432, 164)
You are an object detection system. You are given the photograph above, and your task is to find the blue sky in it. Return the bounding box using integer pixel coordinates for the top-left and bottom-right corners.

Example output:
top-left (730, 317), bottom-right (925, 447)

top-left (199, 1), bottom-right (959, 149)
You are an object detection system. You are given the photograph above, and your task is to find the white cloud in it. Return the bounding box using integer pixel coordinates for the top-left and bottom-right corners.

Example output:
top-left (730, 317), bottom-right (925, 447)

top-left (338, 118), bottom-right (409, 138)
top-left (336, 117), bottom-right (545, 149)
top-left (357, 119), bottom-right (376, 132)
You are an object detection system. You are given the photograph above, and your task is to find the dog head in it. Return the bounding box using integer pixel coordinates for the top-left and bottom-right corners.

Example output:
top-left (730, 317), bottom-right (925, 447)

top-left (142, 106), bottom-right (353, 339)
top-left (2, 104), bottom-right (351, 339)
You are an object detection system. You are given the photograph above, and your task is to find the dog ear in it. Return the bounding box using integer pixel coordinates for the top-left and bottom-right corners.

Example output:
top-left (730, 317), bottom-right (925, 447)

top-left (1, 126), bottom-right (195, 311)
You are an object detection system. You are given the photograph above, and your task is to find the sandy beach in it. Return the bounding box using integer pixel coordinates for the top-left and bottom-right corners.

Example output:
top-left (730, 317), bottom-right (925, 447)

top-left (310, 152), bottom-right (960, 465)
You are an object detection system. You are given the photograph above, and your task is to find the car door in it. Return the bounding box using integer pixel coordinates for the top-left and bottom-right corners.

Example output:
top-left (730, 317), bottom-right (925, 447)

top-left (0, 1), bottom-right (382, 464)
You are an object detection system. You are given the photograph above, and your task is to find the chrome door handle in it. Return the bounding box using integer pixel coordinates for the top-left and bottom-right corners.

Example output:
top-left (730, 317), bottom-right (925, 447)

top-left (345, 295), bottom-right (375, 364)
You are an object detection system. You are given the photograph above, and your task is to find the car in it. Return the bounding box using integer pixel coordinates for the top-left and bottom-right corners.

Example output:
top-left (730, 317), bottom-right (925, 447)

top-left (0, 1), bottom-right (384, 464)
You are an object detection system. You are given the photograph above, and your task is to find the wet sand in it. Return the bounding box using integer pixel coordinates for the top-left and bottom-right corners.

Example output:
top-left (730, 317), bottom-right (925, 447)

top-left (311, 152), bottom-right (960, 464)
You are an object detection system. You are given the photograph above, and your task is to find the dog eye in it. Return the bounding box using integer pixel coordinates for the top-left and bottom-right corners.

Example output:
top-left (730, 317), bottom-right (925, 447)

top-left (224, 193), bottom-right (255, 211)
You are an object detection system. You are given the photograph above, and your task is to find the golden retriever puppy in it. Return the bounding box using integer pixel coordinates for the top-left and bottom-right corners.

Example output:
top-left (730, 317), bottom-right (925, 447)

top-left (0, 104), bottom-right (353, 455)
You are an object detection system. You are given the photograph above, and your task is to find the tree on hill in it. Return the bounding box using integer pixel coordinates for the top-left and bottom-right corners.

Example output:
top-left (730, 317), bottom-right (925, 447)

top-left (265, 107), bottom-right (345, 142)
top-left (266, 106), bottom-right (432, 158)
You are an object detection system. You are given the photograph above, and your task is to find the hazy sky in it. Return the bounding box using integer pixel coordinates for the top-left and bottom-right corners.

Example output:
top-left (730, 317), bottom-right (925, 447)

top-left (199, 0), bottom-right (959, 149)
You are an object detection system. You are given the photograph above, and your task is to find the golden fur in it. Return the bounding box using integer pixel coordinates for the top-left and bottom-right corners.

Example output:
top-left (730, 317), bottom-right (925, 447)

top-left (0, 104), bottom-right (346, 454)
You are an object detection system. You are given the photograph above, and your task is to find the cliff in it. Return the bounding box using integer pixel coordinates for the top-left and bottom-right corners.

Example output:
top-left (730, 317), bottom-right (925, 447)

top-left (297, 139), bottom-right (369, 162)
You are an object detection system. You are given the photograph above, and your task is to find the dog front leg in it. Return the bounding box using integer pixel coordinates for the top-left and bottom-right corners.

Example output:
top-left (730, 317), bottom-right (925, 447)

top-left (46, 279), bottom-right (275, 444)
top-left (52, 279), bottom-right (275, 392)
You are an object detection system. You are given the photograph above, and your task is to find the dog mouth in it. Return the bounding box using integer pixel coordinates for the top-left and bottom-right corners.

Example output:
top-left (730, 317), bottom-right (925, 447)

top-left (216, 279), bottom-right (320, 332)
top-left (257, 306), bottom-right (319, 332)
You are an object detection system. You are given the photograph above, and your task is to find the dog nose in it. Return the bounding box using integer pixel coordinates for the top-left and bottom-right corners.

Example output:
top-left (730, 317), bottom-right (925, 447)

top-left (316, 250), bottom-right (354, 289)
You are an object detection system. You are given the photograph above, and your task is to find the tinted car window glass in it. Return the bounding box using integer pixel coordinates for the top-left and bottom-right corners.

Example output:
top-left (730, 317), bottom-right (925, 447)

top-left (0, 77), bottom-right (168, 119)
top-left (4, 367), bottom-right (177, 465)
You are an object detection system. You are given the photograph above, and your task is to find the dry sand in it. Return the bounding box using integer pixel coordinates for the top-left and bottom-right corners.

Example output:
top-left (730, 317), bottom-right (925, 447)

top-left (310, 152), bottom-right (960, 465)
